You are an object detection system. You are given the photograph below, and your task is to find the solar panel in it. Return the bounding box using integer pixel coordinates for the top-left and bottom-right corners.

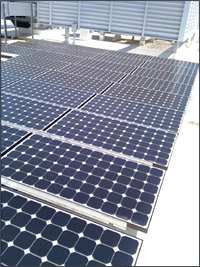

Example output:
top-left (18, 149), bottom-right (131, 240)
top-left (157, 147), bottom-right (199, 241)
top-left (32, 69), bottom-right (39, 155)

top-left (19, 50), bottom-right (86, 64)
top-left (104, 83), bottom-right (189, 111)
top-left (78, 58), bottom-right (144, 73)
top-left (1, 187), bottom-right (142, 266)
top-left (1, 133), bottom-right (165, 230)
top-left (57, 65), bottom-right (125, 83)
top-left (120, 74), bottom-right (193, 97)
top-left (1, 125), bottom-right (29, 154)
top-left (6, 55), bottom-right (72, 70)
top-left (132, 68), bottom-right (196, 86)
top-left (2, 79), bottom-right (94, 109)
top-left (94, 50), bottom-right (152, 61)
top-left (141, 61), bottom-right (199, 76)
top-left (92, 52), bottom-right (151, 66)
top-left (1, 62), bottom-right (49, 79)
top-left (1, 44), bottom-right (38, 56)
top-left (1, 74), bottom-right (23, 88)
top-left (150, 56), bottom-right (198, 67)
top-left (33, 71), bottom-right (112, 93)
top-left (82, 94), bottom-right (184, 133)
top-left (1, 93), bottom-right (68, 130)
top-left (47, 110), bottom-right (176, 168)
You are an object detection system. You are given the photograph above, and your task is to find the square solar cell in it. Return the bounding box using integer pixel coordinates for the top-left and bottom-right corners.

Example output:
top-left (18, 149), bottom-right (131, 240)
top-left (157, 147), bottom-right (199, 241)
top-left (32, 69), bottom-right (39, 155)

top-left (1, 134), bottom-right (165, 230)
top-left (82, 94), bottom-right (184, 133)
top-left (1, 187), bottom-right (142, 266)
top-left (1, 74), bottom-right (23, 88)
top-left (120, 74), bottom-right (193, 96)
top-left (1, 125), bottom-right (29, 154)
top-left (33, 70), bottom-right (112, 93)
top-left (2, 79), bottom-right (94, 109)
top-left (104, 83), bottom-right (189, 111)
top-left (57, 64), bottom-right (125, 82)
top-left (47, 110), bottom-right (176, 168)
top-left (1, 93), bottom-right (68, 130)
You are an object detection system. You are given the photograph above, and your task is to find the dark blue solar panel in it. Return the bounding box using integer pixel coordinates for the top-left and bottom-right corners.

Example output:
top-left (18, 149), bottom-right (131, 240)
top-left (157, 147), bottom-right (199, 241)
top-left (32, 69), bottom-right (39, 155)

top-left (47, 110), bottom-right (176, 168)
top-left (76, 58), bottom-right (140, 73)
top-left (34, 71), bottom-right (112, 94)
top-left (2, 79), bottom-right (94, 108)
top-left (120, 74), bottom-right (193, 96)
top-left (104, 83), bottom-right (189, 111)
top-left (1, 93), bottom-right (68, 130)
top-left (141, 61), bottom-right (199, 76)
top-left (82, 94), bottom-right (183, 133)
top-left (1, 44), bottom-right (38, 55)
top-left (131, 68), bottom-right (196, 87)
top-left (1, 187), bottom-right (142, 266)
top-left (1, 134), bottom-right (165, 229)
top-left (9, 40), bottom-right (108, 56)
top-left (1, 74), bottom-right (22, 88)
top-left (93, 50), bottom-right (151, 64)
top-left (1, 125), bottom-right (29, 154)
top-left (57, 64), bottom-right (125, 82)
top-left (1, 61), bottom-right (49, 79)
top-left (150, 56), bottom-right (198, 67)
top-left (8, 50), bottom-right (86, 67)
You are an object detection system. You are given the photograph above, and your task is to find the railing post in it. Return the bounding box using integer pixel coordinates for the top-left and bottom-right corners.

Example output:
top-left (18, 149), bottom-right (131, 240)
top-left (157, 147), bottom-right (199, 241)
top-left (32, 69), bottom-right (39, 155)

top-left (3, 3), bottom-right (7, 43)
top-left (31, 2), bottom-right (34, 39)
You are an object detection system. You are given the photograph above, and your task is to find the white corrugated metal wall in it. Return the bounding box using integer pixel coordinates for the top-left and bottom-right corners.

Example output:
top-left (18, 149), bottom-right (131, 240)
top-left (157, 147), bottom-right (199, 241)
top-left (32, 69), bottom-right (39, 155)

top-left (37, 1), bottom-right (199, 42)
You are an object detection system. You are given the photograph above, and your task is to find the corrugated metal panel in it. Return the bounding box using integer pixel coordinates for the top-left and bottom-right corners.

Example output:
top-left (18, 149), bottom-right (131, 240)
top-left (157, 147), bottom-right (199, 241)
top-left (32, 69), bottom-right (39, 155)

top-left (111, 1), bottom-right (146, 35)
top-left (37, 1), bottom-right (198, 42)
top-left (184, 1), bottom-right (199, 40)
top-left (51, 1), bottom-right (79, 27)
top-left (80, 1), bottom-right (110, 31)
top-left (37, 1), bottom-right (50, 24)
top-left (144, 1), bottom-right (185, 40)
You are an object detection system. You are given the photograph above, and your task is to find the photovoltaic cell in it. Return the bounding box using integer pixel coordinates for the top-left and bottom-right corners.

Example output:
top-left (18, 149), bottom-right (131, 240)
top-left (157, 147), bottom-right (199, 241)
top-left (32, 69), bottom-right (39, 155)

top-left (131, 68), bottom-right (196, 86)
top-left (2, 79), bottom-right (94, 109)
top-left (1, 74), bottom-right (22, 88)
top-left (104, 83), bottom-right (189, 111)
top-left (47, 110), bottom-right (176, 167)
top-left (1, 125), bottom-right (29, 154)
top-left (57, 64), bottom-right (125, 82)
top-left (82, 94), bottom-right (184, 133)
top-left (34, 71), bottom-right (112, 93)
top-left (1, 134), bottom-right (165, 229)
top-left (1, 93), bottom-right (68, 130)
top-left (1, 187), bottom-right (142, 266)
top-left (120, 74), bottom-right (193, 97)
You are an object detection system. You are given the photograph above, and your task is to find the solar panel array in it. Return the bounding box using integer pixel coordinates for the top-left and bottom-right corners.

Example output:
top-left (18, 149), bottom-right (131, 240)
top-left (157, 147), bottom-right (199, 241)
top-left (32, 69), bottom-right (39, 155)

top-left (1, 39), bottom-right (199, 266)
top-left (1, 187), bottom-right (142, 266)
